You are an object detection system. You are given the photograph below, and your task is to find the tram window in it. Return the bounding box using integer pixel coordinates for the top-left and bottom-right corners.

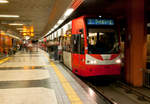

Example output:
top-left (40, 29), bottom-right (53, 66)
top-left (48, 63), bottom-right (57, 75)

top-left (71, 34), bottom-right (84, 54)
top-left (65, 36), bottom-right (71, 52)
top-left (61, 31), bottom-right (72, 52)
top-left (87, 28), bottom-right (119, 54)
top-left (71, 35), bottom-right (80, 53)
top-left (80, 34), bottom-right (84, 54)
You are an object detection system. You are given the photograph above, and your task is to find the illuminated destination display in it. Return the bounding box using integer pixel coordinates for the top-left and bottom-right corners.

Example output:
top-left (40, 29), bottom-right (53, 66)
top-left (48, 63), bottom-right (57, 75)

top-left (87, 19), bottom-right (114, 25)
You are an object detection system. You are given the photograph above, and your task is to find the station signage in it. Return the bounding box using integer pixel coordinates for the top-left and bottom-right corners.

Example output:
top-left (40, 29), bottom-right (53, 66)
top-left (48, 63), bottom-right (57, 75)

top-left (87, 19), bottom-right (114, 26)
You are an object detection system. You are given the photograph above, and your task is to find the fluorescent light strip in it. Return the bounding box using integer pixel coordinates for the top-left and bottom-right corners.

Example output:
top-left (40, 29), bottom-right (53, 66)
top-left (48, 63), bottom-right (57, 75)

top-left (64, 8), bottom-right (74, 16)
top-left (54, 25), bottom-right (58, 29)
top-left (42, 8), bottom-right (74, 39)
top-left (0, 0), bottom-right (9, 3)
top-left (0, 15), bottom-right (20, 18)
top-left (9, 23), bottom-right (24, 26)
top-left (57, 19), bottom-right (64, 24)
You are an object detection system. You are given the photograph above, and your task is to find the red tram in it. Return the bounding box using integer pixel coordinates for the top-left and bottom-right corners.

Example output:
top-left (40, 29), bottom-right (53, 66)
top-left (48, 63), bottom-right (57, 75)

top-left (48, 15), bottom-right (121, 77)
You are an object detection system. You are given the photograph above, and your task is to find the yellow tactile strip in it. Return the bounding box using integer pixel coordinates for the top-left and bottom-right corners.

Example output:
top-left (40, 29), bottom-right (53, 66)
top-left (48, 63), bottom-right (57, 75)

top-left (0, 57), bottom-right (10, 64)
top-left (42, 51), bottom-right (83, 104)
top-left (50, 61), bottom-right (83, 104)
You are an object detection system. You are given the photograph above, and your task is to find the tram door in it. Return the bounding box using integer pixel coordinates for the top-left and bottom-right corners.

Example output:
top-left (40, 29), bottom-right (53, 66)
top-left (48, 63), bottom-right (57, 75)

top-left (71, 34), bottom-right (85, 74)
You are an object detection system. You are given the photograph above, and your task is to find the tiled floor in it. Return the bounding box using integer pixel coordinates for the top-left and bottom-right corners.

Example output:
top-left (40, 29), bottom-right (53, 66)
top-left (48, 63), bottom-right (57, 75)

top-left (0, 88), bottom-right (57, 104)
top-left (0, 49), bottom-right (108, 104)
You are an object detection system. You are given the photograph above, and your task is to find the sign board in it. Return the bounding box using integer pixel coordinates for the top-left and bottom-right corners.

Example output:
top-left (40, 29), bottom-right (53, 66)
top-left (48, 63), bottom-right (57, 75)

top-left (87, 19), bottom-right (114, 26)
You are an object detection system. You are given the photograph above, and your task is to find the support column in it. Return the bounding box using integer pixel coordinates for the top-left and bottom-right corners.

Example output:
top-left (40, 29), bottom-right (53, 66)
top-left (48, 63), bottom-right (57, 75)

top-left (125, 0), bottom-right (146, 87)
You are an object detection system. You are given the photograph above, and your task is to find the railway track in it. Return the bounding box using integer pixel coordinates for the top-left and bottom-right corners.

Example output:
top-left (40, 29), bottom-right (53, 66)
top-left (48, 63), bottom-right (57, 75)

top-left (60, 62), bottom-right (150, 104)
top-left (84, 80), bottom-right (118, 104)
top-left (83, 78), bottom-right (150, 104)
top-left (116, 81), bottom-right (150, 102)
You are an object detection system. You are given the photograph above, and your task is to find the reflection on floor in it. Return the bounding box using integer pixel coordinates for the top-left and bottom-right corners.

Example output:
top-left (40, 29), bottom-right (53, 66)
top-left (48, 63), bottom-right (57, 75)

top-left (0, 49), bottom-right (101, 104)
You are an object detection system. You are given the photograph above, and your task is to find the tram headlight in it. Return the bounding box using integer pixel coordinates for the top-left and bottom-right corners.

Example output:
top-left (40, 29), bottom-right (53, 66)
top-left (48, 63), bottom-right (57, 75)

top-left (93, 60), bottom-right (97, 64)
top-left (116, 59), bottom-right (121, 64)
top-left (88, 60), bottom-right (97, 64)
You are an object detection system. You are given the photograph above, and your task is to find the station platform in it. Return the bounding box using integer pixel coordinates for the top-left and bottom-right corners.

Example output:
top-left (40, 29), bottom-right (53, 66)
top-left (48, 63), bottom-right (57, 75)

top-left (0, 49), bottom-right (109, 104)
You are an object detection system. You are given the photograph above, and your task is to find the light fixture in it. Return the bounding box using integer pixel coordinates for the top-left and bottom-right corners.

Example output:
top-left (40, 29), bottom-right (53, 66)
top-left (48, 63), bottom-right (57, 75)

top-left (51, 28), bottom-right (54, 31)
top-left (116, 59), bottom-right (121, 64)
top-left (54, 25), bottom-right (58, 29)
top-left (57, 19), bottom-right (64, 24)
top-left (64, 8), bottom-right (74, 16)
top-left (22, 26), bottom-right (27, 36)
top-left (30, 26), bottom-right (34, 37)
top-left (0, 0), bottom-right (9, 3)
top-left (99, 15), bottom-right (102, 18)
top-left (47, 30), bottom-right (52, 34)
top-left (9, 23), bottom-right (24, 26)
top-left (42, 8), bottom-right (74, 40)
top-left (0, 15), bottom-right (19, 18)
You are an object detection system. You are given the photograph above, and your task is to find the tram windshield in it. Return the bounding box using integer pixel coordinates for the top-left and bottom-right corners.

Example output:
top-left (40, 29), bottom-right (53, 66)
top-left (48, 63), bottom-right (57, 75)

top-left (87, 28), bottom-right (119, 54)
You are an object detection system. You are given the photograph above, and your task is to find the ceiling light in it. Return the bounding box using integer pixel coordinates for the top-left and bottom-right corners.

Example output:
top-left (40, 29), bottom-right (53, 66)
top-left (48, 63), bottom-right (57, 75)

top-left (57, 19), bottom-right (64, 24)
top-left (64, 8), bottom-right (74, 16)
top-left (43, 8), bottom-right (74, 39)
top-left (48, 30), bottom-right (52, 34)
top-left (51, 28), bottom-right (54, 31)
top-left (54, 25), bottom-right (58, 29)
top-left (9, 23), bottom-right (24, 26)
top-left (0, 15), bottom-right (20, 18)
top-left (0, 0), bottom-right (9, 3)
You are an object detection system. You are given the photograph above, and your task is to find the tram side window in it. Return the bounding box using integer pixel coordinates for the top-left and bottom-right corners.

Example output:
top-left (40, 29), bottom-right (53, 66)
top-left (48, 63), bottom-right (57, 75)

top-left (62, 37), bottom-right (67, 51)
top-left (80, 34), bottom-right (84, 54)
top-left (66, 36), bottom-right (71, 52)
top-left (71, 34), bottom-right (84, 54)
top-left (71, 35), bottom-right (80, 53)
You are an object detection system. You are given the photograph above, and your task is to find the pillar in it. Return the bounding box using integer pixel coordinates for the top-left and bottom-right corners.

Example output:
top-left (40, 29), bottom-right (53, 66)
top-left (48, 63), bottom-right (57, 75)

top-left (125, 0), bottom-right (146, 87)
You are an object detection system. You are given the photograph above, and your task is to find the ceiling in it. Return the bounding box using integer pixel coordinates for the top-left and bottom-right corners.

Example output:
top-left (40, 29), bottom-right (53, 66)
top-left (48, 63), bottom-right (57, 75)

top-left (62, 0), bottom-right (149, 33)
top-left (0, 0), bottom-right (72, 39)
top-left (0, 0), bottom-right (149, 40)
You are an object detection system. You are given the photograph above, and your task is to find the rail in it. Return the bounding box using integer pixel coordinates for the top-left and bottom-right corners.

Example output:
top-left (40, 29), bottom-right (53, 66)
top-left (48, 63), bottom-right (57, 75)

top-left (85, 81), bottom-right (118, 104)
top-left (117, 81), bottom-right (150, 102)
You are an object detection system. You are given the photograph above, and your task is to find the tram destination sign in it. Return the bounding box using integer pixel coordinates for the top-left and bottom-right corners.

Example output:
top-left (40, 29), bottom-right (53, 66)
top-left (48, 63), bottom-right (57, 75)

top-left (87, 19), bottom-right (114, 26)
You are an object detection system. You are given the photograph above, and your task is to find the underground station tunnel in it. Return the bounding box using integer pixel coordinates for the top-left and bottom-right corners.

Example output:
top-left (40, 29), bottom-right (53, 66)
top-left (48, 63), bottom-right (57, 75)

top-left (0, 0), bottom-right (150, 104)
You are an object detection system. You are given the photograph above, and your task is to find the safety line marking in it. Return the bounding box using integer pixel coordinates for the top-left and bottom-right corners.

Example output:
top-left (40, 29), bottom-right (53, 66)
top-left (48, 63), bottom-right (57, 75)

top-left (43, 52), bottom-right (83, 104)
top-left (0, 57), bottom-right (10, 64)
top-left (50, 62), bottom-right (83, 104)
